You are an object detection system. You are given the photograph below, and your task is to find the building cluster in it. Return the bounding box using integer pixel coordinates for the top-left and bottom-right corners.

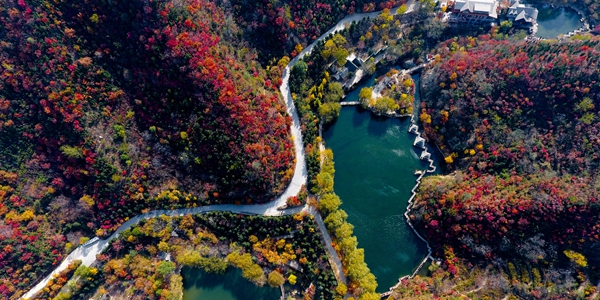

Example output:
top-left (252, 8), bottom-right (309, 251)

top-left (330, 47), bottom-right (386, 89)
top-left (445, 0), bottom-right (538, 28)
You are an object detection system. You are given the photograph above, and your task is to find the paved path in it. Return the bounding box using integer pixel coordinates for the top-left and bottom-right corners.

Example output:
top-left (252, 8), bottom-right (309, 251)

top-left (309, 207), bottom-right (347, 285)
top-left (22, 3), bottom-right (418, 299)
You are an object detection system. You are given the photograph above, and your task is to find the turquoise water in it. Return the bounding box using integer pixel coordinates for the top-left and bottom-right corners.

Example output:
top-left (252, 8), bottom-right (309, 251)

top-left (182, 73), bottom-right (438, 294)
top-left (536, 6), bottom-right (583, 38)
top-left (323, 75), bottom-right (439, 291)
top-left (182, 267), bottom-right (279, 300)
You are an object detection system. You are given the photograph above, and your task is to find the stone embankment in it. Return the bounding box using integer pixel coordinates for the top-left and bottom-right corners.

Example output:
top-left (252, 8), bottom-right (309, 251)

top-left (380, 88), bottom-right (439, 299)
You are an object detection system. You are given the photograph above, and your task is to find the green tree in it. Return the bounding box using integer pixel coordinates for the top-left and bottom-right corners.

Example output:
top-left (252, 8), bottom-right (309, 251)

top-left (333, 48), bottom-right (349, 66)
top-left (335, 222), bottom-right (354, 239)
top-left (323, 82), bottom-right (344, 103)
top-left (316, 171), bottom-right (334, 194)
top-left (318, 102), bottom-right (341, 124)
top-left (227, 252), bottom-right (265, 284)
top-left (54, 292), bottom-right (72, 300)
top-left (372, 97), bottom-right (398, 115)
top-left (340, 236), bottom-right (358, 253)
top-left (290, 61), bottom-right (308, 92)
top-left (322, 40), bottom-right (336, 59)
top-left (176, 250), bottom-right (228, 274)
top-left (322, 148), bottom-right (335, 174)
top-left (424, 18), bottom-right (449, 41)
top-left (346, 248), bottom-right (370, 281)
top-left (157, 261), bottom-right (176, 277)
top-left (60, 145), bottom-right (83, 159)
top-left (576, 97), bottom-right (595, 112)
top-left (499, 20), bottom-right (513, 34)
top-left (322, 34), bottom-right (349, 66)
top-left (332, 33), bottom-right (347, 47)
top-left (324, 209), bottom-right (348, 230)
top-left (318, 193), bottom-right (342, 215)
top-left (166, 275), bottom-right (184, 300)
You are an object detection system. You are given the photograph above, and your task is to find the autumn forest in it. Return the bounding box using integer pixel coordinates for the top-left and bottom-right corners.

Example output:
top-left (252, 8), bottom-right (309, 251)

top-left (3, 0), bottom-right (600, 299)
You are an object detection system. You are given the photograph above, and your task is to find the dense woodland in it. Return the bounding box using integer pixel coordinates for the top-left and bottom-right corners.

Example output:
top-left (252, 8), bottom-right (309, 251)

top-left (226, 0), bottom-right (407, 62)
top-left (409, 35), bottom-right (600, 298)
top-left (31, 212), bottom-right (338, 300)
top-left (5, 0), bottom-right (600, 298)
top-left (0, 0), bottom-right (299, 297)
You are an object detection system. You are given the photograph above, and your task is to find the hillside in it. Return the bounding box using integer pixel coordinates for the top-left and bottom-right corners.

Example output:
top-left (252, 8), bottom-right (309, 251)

top-left (228, 0), bottom-right (407, 61)
top-left (409, 36), bottom-right (600, 296)
top-left (0, 0), bottom-right (295, 297)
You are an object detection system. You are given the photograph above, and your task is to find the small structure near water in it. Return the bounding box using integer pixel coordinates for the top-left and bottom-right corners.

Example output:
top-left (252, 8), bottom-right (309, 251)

top-left (507, 0), bottom-right (538, 27)
top-left (420, 150), bottom-right (431, 161)
top-left (413, 136), bottom-right (426, 149)
top-left (445, 0), bottom-right (539, 31)
top-left (408, 124), bottom-right (419, 134)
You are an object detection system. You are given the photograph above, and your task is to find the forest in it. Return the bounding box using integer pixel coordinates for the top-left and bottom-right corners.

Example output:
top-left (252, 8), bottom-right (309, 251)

top-left (31, 212), bottom-right (339, 300)
top-left (5, 0), bottom-right (600, 297)
top-left (227, 0), bottom-right (407, 62)
top-left (0, 0), bottom-right (300, 297)
top-left (407, 35), bottom-right (600, 298)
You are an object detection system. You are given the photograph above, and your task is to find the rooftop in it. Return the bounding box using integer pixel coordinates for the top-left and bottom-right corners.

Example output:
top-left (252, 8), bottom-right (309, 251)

top-left (507, 2), bottom-right (538, 23)
top-left (454, 0), bottom-right (498, 18)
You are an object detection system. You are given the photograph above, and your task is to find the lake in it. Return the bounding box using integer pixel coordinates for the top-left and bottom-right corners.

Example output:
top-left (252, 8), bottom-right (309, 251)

top-left (323, 74), bottom-right (437, 291)
top-left (182, 267), bottom-right (280, 300)
top-left (182, 72), bottom-right (438, 295)
top-left (536, 5), bottom-right (583, 38)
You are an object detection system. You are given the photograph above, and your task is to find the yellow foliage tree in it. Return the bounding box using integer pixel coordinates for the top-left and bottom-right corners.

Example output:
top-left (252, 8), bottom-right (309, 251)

top-left (158, 241), bottom-right (170, 253)
top-left (564, 250), bottom-right (588, 268)
top-left (79, 195), bottom-right (95, 208)
top-left (444, 155), bottom-right (454, 164)
top-left (420, 111), bottom-right (432, 124)
top-left (294, 43), bottom-right (303, 55)
top-left (20, 210), bottom-right (35, 221)
top-left (288, 274), bottom-right (297, 285)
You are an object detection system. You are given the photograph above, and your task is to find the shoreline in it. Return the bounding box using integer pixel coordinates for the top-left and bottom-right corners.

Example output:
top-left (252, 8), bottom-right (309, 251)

top-left (20, 3), bottom-right (419, 299)
top-left (335, 64), bottom-right (439, 296)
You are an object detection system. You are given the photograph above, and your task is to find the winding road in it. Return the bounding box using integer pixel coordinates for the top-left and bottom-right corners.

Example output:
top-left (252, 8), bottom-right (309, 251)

top-left (21, 2), bottom-right (417, 299)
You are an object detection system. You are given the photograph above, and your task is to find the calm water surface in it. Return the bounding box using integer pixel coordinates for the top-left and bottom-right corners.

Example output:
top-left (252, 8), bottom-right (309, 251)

top-left (536, 6), bottom-right (583, 38)
top-left (182, 267), bottom-right (279, 300)
top-left (182, 73), bottom-right (438, 294)
top-left (324, 75), bottom-right (438, 291)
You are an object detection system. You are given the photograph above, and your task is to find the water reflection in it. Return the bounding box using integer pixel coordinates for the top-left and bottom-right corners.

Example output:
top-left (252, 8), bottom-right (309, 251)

top-left (536, 6), bottom-right (583, 38)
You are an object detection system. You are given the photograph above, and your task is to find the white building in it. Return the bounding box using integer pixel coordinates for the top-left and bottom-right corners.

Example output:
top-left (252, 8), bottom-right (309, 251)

top-left (507, 0), bottom-right (538, 27)
top-left (450, 0), bottom-right (499, 24)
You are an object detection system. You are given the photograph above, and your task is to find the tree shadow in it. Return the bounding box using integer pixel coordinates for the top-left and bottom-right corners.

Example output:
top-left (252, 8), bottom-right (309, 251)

top-left (352, 105), bottom-right (369, 128)
top-left (367, 113), bottom-right (391, 137)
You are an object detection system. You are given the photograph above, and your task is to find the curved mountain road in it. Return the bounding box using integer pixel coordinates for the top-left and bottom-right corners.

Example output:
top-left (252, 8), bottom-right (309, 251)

top-left (22, 3), bottom-right (417, 298)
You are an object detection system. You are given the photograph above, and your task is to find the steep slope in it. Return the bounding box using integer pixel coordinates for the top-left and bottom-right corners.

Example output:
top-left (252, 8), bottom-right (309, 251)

top-left (0, 0), bottom-right (294, 297)
top-left (413, 36), bottom-right (600, 276)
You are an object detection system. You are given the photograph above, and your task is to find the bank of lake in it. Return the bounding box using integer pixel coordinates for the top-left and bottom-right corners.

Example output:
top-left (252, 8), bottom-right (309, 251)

top-left (182, 267), bottom-right (280, 300)
top-left (324, 73), bottom-right (440, 292)
top-left (535, 5), bottom-right (584, 38)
